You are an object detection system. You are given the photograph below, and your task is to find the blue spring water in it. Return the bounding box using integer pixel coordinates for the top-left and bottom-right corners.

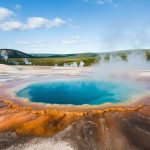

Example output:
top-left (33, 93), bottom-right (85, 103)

top-left (16, 80), bottom-right (145, 105)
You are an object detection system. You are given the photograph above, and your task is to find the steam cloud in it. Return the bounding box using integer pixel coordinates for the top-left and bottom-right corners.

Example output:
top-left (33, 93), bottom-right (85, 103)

top-left (91, 52), bottom-right (150, 81)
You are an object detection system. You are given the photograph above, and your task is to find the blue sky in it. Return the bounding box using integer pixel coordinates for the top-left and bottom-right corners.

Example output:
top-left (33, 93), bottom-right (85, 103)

top-left (0, 0), bottom-right (150, 54)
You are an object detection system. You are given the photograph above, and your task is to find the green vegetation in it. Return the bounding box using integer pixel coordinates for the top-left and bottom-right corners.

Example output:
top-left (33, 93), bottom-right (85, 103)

top-left (104, 55), bottom-right (110, 62)
top-left (1, 49), bottom-right (150, 66)
top-left (146, 50), bottom-right (150, 61)
top-left (118, 52), bottom-right (128, 61)
top-left (6, 57), bottom-right (99, 66)
top-left (0, 58), bottom-right (6, 64)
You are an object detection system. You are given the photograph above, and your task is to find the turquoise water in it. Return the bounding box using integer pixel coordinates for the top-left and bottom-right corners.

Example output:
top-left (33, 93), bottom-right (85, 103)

top-left (16, 80), bottom-right (144, 105)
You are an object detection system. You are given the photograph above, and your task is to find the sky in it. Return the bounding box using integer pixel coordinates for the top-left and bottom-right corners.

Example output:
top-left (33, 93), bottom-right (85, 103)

top-left (0, 0), bottom-right (150, 54)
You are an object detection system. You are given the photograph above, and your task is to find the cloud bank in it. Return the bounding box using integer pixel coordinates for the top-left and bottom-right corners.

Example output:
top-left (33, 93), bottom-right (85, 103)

top-left (0, 7), bottom-right (13, 20)
top-left (17, 41), bottom-right (47, 48)
top-left (0, 7), bottom-right (66, 31)
top-left (62, 36), bottom-right (82, 45)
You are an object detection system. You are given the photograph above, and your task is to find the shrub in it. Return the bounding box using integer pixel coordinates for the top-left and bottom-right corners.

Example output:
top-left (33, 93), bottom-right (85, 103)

top-left (118, 52), bottom-right (128, 61)
top-left (146, 50), bottom-right (150, 61)
top-left (104, 55), bottom-right (110, 62)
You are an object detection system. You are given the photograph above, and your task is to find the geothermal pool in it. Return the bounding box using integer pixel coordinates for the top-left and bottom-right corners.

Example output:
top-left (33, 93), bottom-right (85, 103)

top-left (16, 80), bottom-right (146, 105)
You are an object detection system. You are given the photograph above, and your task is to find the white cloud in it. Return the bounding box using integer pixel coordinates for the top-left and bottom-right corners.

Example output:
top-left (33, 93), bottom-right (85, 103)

top-left (0, 20), bottom-right (23, 31)
top-left (25, 17), bottom-right (65, 30)
top-left (26, 17), bottom-right (53, 29)
top-left (51, 18), bottom-right (66, 27)
top-left (15, 4), bottom-right (22, 10)
top-left (0, 7), bottom-right (66, 31)
top-left (0, 17), bottom-right (66, 31)
top-left (0, 7), bottom-right (13, 20)
top-left (95, 0), bottom-right (112, 4)
top-left (17, 41), bottom-right (47, 48)
top-left (62, 36), bottom-right (81, 45)
top-left (17, 41), bottom-right (33, 45)
top-left (84, 0), bottom-right (112, 4)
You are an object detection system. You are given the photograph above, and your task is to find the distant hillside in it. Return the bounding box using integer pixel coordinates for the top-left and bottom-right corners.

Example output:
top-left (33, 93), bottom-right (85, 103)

top-left (1, 49), bottom-right (149, 59)
top-left (30, 53), bottom-right (98, 58)
top-left (0, 49), bottom-right (33, 58)
top-left (30, 49), bottom-right (150, 58)
top-left (0, 49), bottom-right (149, 66)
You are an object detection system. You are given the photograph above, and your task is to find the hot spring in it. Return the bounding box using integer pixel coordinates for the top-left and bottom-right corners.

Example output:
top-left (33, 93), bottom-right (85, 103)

top-left (16, 80), bottom-right (146, 105)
